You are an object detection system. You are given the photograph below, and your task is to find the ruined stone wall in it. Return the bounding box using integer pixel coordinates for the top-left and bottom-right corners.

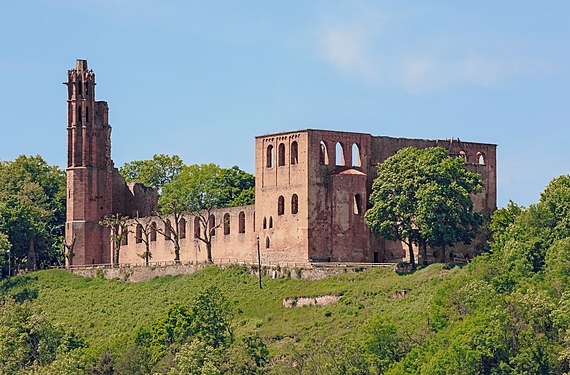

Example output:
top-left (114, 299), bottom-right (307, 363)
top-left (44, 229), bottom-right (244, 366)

top-left (118, 205), bottom-right (257, 264)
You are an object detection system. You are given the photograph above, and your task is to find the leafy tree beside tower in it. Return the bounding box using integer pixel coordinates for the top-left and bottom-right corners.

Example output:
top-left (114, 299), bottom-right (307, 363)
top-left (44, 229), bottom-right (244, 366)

top-left (365, 147), bottom-right (483, 268)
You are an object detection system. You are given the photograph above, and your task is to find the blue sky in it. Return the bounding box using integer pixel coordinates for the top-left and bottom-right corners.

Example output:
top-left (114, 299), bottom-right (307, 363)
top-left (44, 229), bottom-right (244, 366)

top-left (0, 1), bottom-right (568, 207)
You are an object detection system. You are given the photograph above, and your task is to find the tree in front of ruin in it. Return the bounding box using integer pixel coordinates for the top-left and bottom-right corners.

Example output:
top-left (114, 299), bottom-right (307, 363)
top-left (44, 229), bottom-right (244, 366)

top-left (99, 214), bottom-right (131, 265)
top-left (160, 164), bottom-right (254, 263)
top-left (119, 154), bottom-right (184, 193)
top-left (365, 147), bottom-right (483, 267)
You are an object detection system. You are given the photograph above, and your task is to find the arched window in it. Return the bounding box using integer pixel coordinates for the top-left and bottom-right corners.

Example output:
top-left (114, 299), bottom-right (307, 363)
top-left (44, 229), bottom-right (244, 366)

top-left (477, 152), bottom-right (485, 165)
top-left (278, 143), bottom-right (286, 166)
top-left (150, 222), bottom-right (157, 242)
top-left (319, 141), bottom-right (329, 165)
top-left (165, 220), bottom-right (172, 240)
top-left (266, 236), bottom-right (270, 249)
top-left (291, 194), bottom-right (298, 214)
top-left (223, 213), bottom-right (230, 235)
top-left (85, 82), bottom-right (88, 97)
top-left (194, 217), bottom-right (200, 238)
top-left (263, 217), bottom-right (267, 229)
top-left (335, 142), bottom-right (345, 166)
top-left (238, 211), bottom-right (245, 233)
top-left (121, 229), bottom-right (128, 246)
top-left (354, 194), bottom-right (362, 215)
top-left (209, 215), bottom-right (216, 236)
top-left (136, 224), bottom-right (143, 244)
top-left (291, 141), bottom-right (298, 165)
top-left (352, 143), bottom-right (361, 167)
top-left (459, 150), bottom-right (467, 162)
top-left (269, 216), bottom-right (273, 229)
top-left (278, 196), bottom-right (285, 215)
top-left (78, 81), bottom-right (83, 98)
top-left (266, 145), bottom-right (274, 168)
top-left (179, 218), bottom-right (186, 239)
top-left (78, 106), bottom-right (82, 125)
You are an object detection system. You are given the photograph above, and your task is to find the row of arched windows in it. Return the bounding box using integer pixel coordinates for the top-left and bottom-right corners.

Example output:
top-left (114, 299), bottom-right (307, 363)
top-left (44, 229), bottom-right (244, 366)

top-left (132, 212), bottom-right (248, 244)
top-left (266, 141), bottom-right (299, 168)
top-left (319, 141), bottom-right (361, 167)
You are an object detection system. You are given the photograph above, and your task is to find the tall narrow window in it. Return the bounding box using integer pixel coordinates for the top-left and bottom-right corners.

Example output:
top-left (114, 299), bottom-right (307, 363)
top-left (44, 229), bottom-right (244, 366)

top-left (86, 107), bottom-right (89, 124)
top-left (150, 222), bottom-right (157, 242)
top-left (78, 106), bottom-right (82, 125)
top-left (179, 218), bottom-right (186, 239)
top-left (477, 152), bottom-right (485, 165)
top-left (209, 215), bottom-right (216, 236)
top-left (78, 81), bottom-right (83, 98)
top-left (165, 220), bottom-right (172, 240)
top-left (278, 143), bottom-right (286, 166)
top-left (266, 236), bottom-right (270, 249)
top-left (278, 196), bottom-right (285, 215)
top-left (223, 213), bottom-right (230, 235)
top-left (269, 216), bottom-right (273, 229)
top-left (121, 229), bottom-right (128, 245)
top-left (291, 194), bottom-right (298, 214)
top-left (336, 142), bottom-right (345, 166)
top-left (319, 141), bottom-right (329, 165)
top-left (238, 211), bottom-right (245, 233)
top-left (352, 143), bottom-right (361, 167)
top-left (263, 217), bottom-right (267, 230)
top-left (85, 82), bottom-right (89, 97)
top-left (354, 194), bottom-right (363, 215)
top-left (136, 224), bottom-right (143, 243)
top-left (291, 141), bottom-right (298, 165)
top-left (194, 217), bottom-right (200, 238)
top-left (266, 145), bottom-right (274, 168)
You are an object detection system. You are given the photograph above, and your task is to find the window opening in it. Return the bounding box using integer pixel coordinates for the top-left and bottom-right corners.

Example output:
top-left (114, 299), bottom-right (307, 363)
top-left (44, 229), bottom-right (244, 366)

top-left (336, 142), bottom-right (345, 166)
top-left (354, 194), bottom-right (362, 215)
top-left (165, 220), bottom-right (172, 240)
top-left (278, 196), bottom-right (285, 215)
top-left (209, 215), bottom-right (216, 236)
top-left (223, 213), bottom-right (230, 235)
top-left (266, 145), bottom-right (274, 168)
top-left (194, 217), bottom-right (200, 238)
top-left (459, 150), bottom-right (467, 162)
top-left (291, 194), bottom-right (298, 214)
top-left (319, 141), bottom-right (329, 165)
top-left (262, 217), bottom-right (267, 230)
top-left (269, 216), bottom-right (273, 229)
top-left (150, 222), bottom-right (157, 241)
top-left (266, 236), bottom-right (270, 249)
top-left (238, 211), bottom-right (245, 233)
top-left (179, 218), bottom-right (186, 239)
top-left (278, 143), bottom-right (286, 166)
top-left (352, 143), bottom-right (361, 167)
top-left (477, 152), bottom-right (485, 165)
top-left (291, 141), bottom-right (298, 165)
top-left (136, 224), bottom-right (143, 243)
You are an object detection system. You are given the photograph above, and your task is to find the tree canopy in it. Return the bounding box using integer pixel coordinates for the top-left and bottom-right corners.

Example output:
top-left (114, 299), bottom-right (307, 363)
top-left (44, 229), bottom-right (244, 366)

top-left (119, 154), bottom-right (184, 191)
top-left (365, 147), bottom-right (483, 267)
top-left (0, 156), bottom-right (66, 274)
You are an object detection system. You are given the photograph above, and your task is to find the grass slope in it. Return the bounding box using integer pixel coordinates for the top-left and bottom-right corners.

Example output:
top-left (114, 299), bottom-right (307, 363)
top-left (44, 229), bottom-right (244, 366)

top-left (1, 265), bottom-right (459, 355)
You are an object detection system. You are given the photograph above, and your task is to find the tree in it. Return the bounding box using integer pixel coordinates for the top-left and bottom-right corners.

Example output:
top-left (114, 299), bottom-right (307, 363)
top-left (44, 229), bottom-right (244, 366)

top-left (366, 147), bottom-right (483, 267)
top-left (99, 214), bottom-right (130, 265)
top-left (133, 215), bottom-right (154, 266)
top-left (0, 156), bottom-right (66, 272)
top-left (119, 154), bottom-right (184, 192)
top-left (155, 201), bottom-right (186, 264)
top-left (160, 164), bottom-right (254, 263)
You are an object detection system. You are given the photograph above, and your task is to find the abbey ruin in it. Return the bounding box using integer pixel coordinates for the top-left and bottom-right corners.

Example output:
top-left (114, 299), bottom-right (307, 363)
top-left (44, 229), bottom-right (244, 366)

top-left (65, 60), bottom-right (497, 267)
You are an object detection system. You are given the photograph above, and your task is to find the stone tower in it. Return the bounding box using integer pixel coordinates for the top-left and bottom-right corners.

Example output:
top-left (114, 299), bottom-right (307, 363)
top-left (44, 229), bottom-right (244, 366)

top-left (65, 60), bottom-right (113, 265)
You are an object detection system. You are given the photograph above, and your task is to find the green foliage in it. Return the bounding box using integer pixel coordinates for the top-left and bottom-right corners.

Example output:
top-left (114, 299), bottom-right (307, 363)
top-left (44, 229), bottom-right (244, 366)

top-left (0, 155), bottom-right (66, 273)
top-left (0, 297), bottom-right (86, 374)
top-left (366, 147), bottom-right (483, 266)
top-left (160, 164), bottom-right (254, 214)
top-left (0, 233), bottom-right (10, 278)
top-left (119, 154), bottom-right (184, 191)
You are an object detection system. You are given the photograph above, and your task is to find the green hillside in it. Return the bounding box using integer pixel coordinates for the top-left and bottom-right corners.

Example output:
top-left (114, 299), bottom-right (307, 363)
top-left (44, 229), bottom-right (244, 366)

top-left (0, 175), bottom-right (569, 374)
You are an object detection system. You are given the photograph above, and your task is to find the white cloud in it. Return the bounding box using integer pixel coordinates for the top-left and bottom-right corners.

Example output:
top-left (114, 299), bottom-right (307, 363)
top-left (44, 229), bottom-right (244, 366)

top-left (316, 12), bottom-right (554, 94)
